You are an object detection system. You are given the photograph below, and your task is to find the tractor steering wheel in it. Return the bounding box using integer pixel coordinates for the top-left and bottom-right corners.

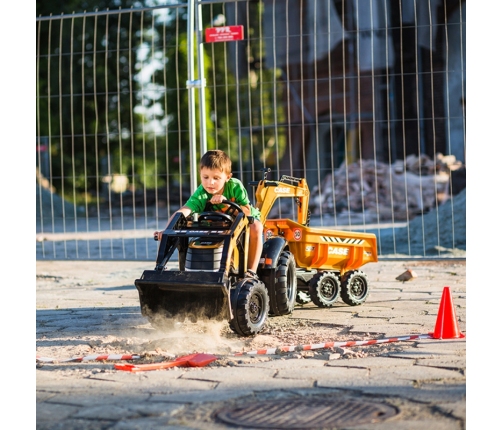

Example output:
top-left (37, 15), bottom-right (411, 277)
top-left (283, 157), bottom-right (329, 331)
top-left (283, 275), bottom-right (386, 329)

top-left (219, 200), bottom-right (244, 218)
top-left (197, 200), bottom-right (243, 225)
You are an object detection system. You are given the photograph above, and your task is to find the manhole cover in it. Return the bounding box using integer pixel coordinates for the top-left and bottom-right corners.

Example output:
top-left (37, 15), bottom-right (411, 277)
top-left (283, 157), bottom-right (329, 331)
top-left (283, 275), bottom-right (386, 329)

top-left (215, 397), bottom-right (398, 429)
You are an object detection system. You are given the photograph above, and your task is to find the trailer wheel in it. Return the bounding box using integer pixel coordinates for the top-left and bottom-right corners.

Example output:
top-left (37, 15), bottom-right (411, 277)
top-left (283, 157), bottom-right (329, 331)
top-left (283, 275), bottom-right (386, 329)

top-left (341, 270), bottom-right (369, 306)
top-left (296, 291), bottom-right (311, 305)
top-left (308, 271), bottom-right (341, 307)
top-left (260, 250), bottom-right (297, 316)
top-left (229, 279), bottom-right (270, 336)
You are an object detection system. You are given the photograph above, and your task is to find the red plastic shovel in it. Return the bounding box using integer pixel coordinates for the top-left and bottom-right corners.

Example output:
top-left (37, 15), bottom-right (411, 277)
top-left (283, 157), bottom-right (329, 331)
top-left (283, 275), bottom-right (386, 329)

top-left (114, 353), bottom-right (217, 372)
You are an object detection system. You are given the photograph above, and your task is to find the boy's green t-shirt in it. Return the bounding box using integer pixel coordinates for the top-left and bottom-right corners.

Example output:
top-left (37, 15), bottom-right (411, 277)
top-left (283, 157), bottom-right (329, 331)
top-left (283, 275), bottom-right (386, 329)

top-left (184, 177), bottom-right (261, 220)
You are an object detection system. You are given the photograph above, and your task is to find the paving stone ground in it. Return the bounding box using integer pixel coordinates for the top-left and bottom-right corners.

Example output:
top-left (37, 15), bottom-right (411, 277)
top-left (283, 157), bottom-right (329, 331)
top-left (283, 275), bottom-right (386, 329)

top-left (34, 259), bottom-right (468, 429)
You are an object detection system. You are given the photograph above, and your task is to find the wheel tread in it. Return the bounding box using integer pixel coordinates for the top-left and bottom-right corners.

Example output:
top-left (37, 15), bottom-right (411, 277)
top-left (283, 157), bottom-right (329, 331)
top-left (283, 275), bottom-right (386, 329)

top-left (229, 279), bottom-right (270, 336)
top-left (260, 250), bottom-right (297, 316)
top-left (340, 270), bottom-right (369, 306)
top-left (308, 271), bottom-right (341, 308)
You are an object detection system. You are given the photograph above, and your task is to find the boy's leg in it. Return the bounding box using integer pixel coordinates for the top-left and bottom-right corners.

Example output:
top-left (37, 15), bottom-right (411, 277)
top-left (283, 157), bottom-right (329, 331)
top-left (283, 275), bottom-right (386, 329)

top-left (247, 220), bottom-right (263, 273)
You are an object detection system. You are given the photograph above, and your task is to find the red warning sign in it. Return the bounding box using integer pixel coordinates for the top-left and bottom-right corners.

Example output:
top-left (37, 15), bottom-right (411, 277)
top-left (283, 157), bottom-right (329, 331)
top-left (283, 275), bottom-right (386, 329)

top-left (293, 228), bottom-right (302, 241)
top-left (205, 25), bottom-right (244, 43)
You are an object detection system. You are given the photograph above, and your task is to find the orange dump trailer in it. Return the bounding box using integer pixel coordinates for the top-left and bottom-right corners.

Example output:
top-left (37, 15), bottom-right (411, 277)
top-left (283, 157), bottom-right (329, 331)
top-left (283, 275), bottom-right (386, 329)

top-left (253, 171), bottom-right (378, 308)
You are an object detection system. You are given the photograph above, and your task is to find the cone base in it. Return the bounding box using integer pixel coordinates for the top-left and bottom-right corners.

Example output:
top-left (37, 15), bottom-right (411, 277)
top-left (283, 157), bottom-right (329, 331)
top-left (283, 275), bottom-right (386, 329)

top-left (429, 331), bottom-right (465, 340)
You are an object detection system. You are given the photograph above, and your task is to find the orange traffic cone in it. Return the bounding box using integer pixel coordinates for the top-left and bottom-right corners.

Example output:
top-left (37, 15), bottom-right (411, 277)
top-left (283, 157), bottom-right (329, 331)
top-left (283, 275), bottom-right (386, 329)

top-left (430, 286), bottom-right (465, 339)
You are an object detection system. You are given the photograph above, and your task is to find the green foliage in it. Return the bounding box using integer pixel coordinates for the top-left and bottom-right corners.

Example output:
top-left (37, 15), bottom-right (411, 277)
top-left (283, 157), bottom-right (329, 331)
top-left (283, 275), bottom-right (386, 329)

top-left (37, 1), bottom-right (285, 205)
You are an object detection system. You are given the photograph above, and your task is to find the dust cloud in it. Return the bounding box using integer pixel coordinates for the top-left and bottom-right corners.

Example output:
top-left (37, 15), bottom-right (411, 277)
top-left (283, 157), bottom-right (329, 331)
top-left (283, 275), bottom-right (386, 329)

top-left (103, 316), bottom-right (248, 360)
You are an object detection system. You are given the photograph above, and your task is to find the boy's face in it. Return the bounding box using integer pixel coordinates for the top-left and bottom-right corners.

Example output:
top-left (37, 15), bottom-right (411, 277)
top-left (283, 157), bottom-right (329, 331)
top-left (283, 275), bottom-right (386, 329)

top-left (200, 167), bottom-right (232, 195)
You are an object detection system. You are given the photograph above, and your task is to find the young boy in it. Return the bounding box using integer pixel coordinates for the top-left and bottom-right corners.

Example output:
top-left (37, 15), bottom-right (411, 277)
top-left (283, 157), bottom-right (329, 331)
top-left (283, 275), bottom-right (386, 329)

top-left (154, 150), bottom-right (263, 279)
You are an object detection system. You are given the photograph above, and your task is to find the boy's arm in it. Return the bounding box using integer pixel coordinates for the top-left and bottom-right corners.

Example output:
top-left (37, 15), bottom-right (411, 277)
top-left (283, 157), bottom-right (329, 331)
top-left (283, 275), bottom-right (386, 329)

top-left (154, 206), bottom-right (192, 241)
top-left (238, 203), bottom-right (252, 216)
top-left (174, 206), bottom-right (193, 219)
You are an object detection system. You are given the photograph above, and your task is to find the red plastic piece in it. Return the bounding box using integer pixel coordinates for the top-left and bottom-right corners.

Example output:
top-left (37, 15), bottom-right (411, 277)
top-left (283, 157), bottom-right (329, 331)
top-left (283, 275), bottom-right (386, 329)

top-left (114, 353), bottom-right (217, 372)
top-left (186, 353), bottom-right (218, 367)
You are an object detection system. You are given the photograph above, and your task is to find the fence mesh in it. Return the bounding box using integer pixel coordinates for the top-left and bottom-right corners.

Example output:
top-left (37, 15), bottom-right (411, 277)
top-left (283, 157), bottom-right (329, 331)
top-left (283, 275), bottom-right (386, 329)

top-left (36, 0), bottom-right (466, 260)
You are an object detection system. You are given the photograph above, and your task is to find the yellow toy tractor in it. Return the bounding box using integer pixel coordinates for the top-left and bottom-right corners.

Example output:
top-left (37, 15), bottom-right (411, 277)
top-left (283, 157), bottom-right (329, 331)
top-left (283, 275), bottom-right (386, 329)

top-left (134, 170), bottom-right (378, 336)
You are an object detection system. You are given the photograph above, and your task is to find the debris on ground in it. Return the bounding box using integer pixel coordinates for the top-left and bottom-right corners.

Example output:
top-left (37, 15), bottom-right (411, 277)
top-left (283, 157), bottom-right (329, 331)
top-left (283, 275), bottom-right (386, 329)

top-left (396, 269), bottom-right (418, 282)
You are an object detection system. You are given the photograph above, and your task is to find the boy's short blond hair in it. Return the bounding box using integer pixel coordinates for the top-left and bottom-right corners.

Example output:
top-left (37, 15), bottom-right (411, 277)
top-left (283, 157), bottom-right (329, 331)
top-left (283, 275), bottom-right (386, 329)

top-left (200, 150), bottom-right (232, 175)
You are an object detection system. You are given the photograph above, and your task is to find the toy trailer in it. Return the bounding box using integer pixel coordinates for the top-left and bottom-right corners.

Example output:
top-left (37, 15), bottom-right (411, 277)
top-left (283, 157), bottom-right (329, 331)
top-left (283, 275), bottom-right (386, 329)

top-left (252, 171), bottom-right (378, 308)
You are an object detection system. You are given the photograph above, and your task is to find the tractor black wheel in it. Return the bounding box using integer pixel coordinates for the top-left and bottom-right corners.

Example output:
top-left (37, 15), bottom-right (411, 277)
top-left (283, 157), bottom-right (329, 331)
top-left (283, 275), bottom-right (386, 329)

top-left (341, 270), bottom-right (369, 306)
top-left (296, 291), bottom-right (311, 305)
top-left (260, 250), bottom-right (297, 316)
top-left (308, 271), bottom-right (341, 308)
top-left (229, 279), bottom-right (270, 336)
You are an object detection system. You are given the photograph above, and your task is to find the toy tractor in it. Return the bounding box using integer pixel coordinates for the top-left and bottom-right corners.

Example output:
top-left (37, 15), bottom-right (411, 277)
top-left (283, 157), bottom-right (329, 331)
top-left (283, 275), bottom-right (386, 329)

top-left (134, 170), bottom-right (378, 336)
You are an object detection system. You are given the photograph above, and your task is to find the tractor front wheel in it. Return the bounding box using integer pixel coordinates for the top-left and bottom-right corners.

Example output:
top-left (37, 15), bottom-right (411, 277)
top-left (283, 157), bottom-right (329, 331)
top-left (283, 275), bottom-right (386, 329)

top-left (229, 279), bottom-right (270, 336)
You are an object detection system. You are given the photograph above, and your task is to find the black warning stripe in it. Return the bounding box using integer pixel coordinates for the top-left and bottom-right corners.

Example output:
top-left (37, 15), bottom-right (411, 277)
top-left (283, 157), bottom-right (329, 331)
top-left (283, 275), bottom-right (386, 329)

top-left (320, 236), bottom-right (364, 245)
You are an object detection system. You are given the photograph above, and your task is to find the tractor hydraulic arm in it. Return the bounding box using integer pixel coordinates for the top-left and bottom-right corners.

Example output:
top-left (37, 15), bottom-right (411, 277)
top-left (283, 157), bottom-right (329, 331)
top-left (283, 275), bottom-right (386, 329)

top-left (251, 174), bottom-right (310, 225)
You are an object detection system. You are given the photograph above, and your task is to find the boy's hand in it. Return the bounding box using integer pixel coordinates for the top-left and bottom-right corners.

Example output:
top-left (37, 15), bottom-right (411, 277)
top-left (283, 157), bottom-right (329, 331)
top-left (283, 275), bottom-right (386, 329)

top-left (209, 195), bottom-right (227, 205)
top-left (154, 231), bottom-right (162, 241)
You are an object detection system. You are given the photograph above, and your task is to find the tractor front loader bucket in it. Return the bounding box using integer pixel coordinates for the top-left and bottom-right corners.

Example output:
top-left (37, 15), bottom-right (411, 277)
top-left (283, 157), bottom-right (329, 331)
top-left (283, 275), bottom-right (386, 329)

top-left (134, 211), bottom-right (248, 325)
top-left (135, 270), bottom-right (232, 323)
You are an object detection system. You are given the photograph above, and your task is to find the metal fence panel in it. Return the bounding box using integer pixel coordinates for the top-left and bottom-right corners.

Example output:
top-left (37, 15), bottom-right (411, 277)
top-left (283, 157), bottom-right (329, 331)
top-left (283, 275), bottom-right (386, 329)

top-left (36, 0), bottom-right (466, 260)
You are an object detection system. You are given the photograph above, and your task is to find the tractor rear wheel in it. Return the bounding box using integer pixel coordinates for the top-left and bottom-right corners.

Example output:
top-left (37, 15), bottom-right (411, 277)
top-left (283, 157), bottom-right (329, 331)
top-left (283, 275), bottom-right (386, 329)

top-left (260, 250), bottom-right (297, 316)
top-left (341, 270), bottom-right (369, 306)
top-left (308, 271), bottom-right (341, 308)
top-left (229, 279), bottom-right (270, 336)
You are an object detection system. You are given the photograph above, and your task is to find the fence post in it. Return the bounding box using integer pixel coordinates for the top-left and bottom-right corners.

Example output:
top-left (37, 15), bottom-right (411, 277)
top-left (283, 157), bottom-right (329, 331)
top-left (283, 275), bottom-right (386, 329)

top-left (186, 0), bottom-right (197, 193)
top-left (186, 0), bottom-right (207, 194)
top-left (196, 1), bottom-right (207, 157)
